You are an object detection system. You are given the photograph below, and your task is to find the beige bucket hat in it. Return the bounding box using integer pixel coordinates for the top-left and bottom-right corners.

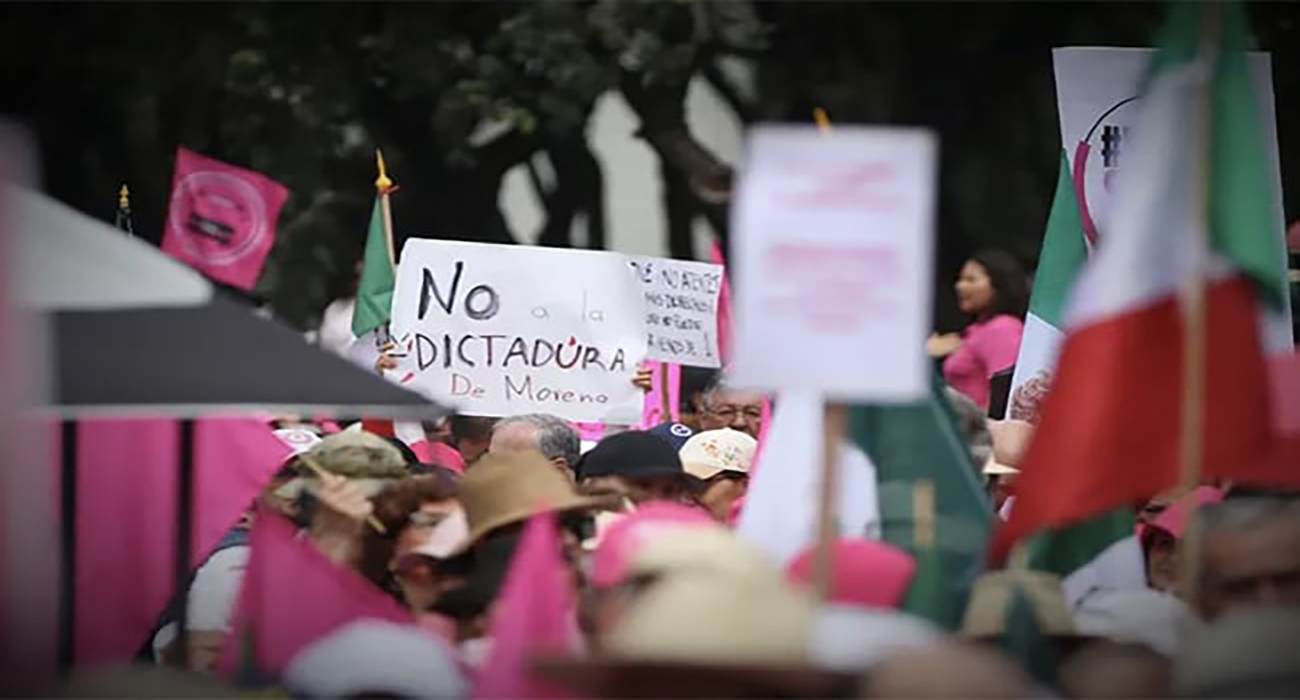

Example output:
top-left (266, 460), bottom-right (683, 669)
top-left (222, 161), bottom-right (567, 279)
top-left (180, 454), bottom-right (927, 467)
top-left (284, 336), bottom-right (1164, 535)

top-left (534, 571), bottom-right (851, 698)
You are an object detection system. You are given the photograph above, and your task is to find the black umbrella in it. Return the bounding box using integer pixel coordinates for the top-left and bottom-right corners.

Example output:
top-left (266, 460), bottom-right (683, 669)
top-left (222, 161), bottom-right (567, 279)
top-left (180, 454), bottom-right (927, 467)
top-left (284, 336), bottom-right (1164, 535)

top-left (51, 292), bottom-right (438, 418)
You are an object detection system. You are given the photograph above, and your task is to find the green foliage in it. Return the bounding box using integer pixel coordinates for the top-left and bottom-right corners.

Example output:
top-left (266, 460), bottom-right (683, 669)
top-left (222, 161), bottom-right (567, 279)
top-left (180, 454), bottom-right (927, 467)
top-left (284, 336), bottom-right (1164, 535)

top-left (4, 0), bottom-right (1297, 336)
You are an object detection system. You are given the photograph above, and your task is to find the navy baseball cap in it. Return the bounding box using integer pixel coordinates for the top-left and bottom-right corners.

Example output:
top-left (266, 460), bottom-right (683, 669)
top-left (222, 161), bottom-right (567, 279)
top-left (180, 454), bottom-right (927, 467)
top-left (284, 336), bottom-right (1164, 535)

top-left (576, 430), bottom-right (685, 481)
top-left (645, 422), bottom-right (696, 451)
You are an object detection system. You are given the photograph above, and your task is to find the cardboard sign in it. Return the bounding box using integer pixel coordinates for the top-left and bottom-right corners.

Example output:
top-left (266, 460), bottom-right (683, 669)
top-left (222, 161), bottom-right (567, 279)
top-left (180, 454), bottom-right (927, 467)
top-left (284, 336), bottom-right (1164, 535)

top-left (627, 256), bottom-right (724, 368)
top-left (161, 148), bottom-right (289, 290)
top-left (387, 240), bottom-right (647, 423)
top-left (730, 125), bottom-right (937, 400)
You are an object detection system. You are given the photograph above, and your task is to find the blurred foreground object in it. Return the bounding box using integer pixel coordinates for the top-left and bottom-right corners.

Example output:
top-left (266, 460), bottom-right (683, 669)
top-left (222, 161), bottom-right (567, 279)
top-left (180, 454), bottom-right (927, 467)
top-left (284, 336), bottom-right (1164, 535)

top-left (282, 620), bottom-right (465, 699)
top-left (1174, 606), bottom-right (1300, 698)
top-left (54, 664), bottom-right (241, 699)
top-left (860, 641), bottom-right (1034, 699)
top-left (535, 570), bottom-right (851, 699)
top-left (0, 120), bottom-right (59, 693)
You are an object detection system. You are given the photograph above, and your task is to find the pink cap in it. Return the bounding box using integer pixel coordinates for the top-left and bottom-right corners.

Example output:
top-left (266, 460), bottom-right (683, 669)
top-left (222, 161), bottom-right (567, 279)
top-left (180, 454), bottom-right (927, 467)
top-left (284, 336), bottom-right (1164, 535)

top-left (785, 538), bottom-right (917, 609)
top-left (1148, 486), bottom-right (1224, 540)
top-left (590, 501), bottom-right (716, 589)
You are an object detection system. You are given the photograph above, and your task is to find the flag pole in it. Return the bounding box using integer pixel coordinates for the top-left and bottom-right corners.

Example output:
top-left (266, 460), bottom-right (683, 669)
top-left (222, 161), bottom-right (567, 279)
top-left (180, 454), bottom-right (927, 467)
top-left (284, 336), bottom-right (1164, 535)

top-left (375, 150), bottom-right (397, 344)
top-left (1177, 1), bottom-right (1220, 603)
top-left (376, 150), bottom-right (396, 268)
top-left (658, 362), bottom-right (673, 420)
top-left (114, 184), bottom-right (134, 237)
top-left (811, 108), bottom-right (841, 602)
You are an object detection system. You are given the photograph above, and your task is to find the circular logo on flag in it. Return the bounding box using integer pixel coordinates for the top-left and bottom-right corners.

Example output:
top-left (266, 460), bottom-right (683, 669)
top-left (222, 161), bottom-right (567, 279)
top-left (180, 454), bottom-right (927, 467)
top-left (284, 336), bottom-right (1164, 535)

top-left (274, 428), bottom-right (323, 455)
top-left (169, 171), bottom-right (271, 266)
top-left (1074, 96), bottom-right (1139, 245)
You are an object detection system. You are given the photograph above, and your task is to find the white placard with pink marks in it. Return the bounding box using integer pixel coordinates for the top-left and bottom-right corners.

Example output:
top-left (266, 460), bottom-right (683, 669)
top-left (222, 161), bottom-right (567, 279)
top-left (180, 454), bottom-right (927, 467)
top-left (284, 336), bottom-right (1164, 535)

top-left (730, 125), bottom-right (937, 400)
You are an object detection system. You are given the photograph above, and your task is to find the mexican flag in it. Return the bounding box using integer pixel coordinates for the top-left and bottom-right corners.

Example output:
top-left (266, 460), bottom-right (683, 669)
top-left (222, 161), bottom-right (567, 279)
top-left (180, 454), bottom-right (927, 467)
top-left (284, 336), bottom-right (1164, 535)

top-left (1008, 153), bottom-right (1144, 606)
top-left (849, 373), bottom-right (993, 631)
top-left (993, 1), bottom-right (1287, 565)
top-left (351, 195), bottom-right (395, 339)
top-left (1006, 152), bottom-right (1087, 422)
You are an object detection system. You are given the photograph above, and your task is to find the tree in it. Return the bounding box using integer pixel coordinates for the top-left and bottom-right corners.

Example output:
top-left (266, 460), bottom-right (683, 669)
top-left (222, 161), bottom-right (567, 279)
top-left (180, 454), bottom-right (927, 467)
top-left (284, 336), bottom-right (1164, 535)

top-left (3, 1), bottom-right (1297, 333)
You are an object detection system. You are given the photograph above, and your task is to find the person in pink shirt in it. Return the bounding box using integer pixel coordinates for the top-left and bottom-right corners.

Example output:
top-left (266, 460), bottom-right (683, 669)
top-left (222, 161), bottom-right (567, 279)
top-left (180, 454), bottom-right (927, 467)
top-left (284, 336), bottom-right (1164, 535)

top-left (929, 250), bottom-right (1028, 410)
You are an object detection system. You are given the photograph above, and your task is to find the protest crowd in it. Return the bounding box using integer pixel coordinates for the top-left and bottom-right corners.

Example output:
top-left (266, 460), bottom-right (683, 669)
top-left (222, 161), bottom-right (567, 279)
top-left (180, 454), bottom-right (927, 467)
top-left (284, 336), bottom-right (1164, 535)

top-left (7, 2), bottom-right (1300, 699)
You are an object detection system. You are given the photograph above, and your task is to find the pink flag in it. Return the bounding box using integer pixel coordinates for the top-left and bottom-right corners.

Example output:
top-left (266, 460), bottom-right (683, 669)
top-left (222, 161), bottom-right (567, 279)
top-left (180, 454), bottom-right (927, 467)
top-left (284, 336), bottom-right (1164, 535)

top-left (709, 241), bottom-right (733, 367)
top-left (637, 362), bottom-right (681, 429)
top-left (473, 511), bottom-right (578, 700)
top-left (574, 422), bottom-right (605, 443)
top-left (218, 514), bottom-right (412, 679)
top-left (67, 417), bottom-right (292, 666)
top-left (161, 148), bottom-right (289, 290)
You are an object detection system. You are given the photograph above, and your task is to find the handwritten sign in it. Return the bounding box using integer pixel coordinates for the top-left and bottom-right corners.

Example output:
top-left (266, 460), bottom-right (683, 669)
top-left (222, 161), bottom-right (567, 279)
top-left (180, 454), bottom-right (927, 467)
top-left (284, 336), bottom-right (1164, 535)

top-left (626, 256), bottom-right (724, 368)
top-left (388, 240), bottom-right (648, 423)
top-left (730, 125), bottom-right (937, 400)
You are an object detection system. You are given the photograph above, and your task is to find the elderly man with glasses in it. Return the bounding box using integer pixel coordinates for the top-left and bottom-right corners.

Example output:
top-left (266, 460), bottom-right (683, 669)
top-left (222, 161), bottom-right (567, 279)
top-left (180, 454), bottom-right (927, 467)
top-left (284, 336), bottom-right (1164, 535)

top-left (695, 382), bottom-right (766, 439)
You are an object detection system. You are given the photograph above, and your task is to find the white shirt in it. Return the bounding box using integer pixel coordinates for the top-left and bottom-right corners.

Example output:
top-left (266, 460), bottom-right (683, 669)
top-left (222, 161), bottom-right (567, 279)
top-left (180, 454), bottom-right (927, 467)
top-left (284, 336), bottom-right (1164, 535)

top-left (151, 544), bottom-right (250, 661)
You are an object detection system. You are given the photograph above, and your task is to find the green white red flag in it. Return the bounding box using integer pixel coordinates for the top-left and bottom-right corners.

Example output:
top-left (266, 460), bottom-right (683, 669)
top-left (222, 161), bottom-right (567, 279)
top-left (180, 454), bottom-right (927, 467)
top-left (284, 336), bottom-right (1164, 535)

top-left (995, 0), bottom-right (1292, 563)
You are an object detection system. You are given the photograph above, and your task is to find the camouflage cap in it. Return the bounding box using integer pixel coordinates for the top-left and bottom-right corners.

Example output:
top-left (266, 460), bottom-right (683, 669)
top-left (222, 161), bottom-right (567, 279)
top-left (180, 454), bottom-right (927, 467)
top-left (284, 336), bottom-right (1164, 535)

top-left (305, 430), bottom-right (408, 479)
top-left (275, 429), bottom-right (409, 499)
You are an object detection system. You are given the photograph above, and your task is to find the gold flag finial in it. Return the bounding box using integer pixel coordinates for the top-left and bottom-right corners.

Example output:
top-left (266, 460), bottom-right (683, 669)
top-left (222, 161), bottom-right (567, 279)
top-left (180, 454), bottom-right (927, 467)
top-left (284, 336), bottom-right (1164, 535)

top-left (375, 149), bottom-right (393, 192)
top-left (118, 184), bottom-right (130, 209)
top-left (813, 107), bottom-right (832, 134)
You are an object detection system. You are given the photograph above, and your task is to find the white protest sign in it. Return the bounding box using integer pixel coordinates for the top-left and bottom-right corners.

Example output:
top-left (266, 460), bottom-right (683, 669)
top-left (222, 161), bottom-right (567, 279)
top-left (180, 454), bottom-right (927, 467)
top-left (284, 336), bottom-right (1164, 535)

top-left (736, 391), bottom-right (880, 567)
top-left (730, 125), bottom-right (937, 400)
top-left (626, 256), bottom-right (724, 368)
top-left (387, 240), bottom-right (647, 423)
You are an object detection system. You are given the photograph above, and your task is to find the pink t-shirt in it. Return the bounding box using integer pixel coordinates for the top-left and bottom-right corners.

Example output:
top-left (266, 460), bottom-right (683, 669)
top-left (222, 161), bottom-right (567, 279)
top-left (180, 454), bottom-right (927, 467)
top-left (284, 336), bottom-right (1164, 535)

top-left (943, 315), bottom-right (1024, 409)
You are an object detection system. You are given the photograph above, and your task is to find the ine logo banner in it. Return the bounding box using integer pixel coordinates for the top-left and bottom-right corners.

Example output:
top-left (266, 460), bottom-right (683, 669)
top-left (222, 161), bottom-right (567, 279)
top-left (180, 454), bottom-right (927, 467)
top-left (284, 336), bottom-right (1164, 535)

top-left (161, 147), bottom-right (289, 290)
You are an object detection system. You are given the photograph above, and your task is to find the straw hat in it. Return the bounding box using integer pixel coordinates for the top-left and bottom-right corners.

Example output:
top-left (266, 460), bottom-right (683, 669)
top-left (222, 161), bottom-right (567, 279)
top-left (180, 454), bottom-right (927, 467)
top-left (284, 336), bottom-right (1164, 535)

top-left (450, 449), bottom-right (612, 555)
top-left (809, 605), bottom-right (944, 672)
top-left (626, 526), bottom-right (776, 582)
top-left (588, 501), bottom-right (718, 588)
top-left (534, 571), bottom-right (851, 698)
top-left (961, 569), bottom-right (1082, 640)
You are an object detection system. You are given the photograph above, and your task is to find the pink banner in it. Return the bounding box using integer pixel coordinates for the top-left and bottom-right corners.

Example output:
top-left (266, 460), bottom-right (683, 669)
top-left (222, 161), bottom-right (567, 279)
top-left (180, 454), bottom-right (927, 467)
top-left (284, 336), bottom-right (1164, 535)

top-left (709, 241), bottom-right (733, 367)
top-left (473, 511), bottom-right (577, 699)
top-left (218, 514), bottom-right (411, 679)
top-left (161, 148), bottom-right (289, 290)
top-left (637, 362), bottom-right (680, 429)
top-left (65, 418), bottom-right (291, 666)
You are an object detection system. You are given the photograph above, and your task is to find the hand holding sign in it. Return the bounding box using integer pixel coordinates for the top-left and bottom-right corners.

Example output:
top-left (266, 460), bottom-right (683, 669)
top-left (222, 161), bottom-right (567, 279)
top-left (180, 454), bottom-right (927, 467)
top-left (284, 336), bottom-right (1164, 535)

top-left (388, 240), bottom-right (648, 423)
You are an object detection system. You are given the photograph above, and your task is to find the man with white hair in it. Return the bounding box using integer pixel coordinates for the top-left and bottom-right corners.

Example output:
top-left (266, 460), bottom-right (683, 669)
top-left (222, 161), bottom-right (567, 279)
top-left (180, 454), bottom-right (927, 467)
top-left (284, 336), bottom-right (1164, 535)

top-left (489, 413), bottom-right (581, 479)
top-left (1190, 494), bottom-right (1300, 621)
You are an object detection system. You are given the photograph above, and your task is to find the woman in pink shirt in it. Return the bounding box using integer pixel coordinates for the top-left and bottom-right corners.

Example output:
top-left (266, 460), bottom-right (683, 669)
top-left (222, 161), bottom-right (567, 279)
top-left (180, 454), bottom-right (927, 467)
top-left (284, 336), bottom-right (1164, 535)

top-left (929, 250), bottom-right (1028, 410)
